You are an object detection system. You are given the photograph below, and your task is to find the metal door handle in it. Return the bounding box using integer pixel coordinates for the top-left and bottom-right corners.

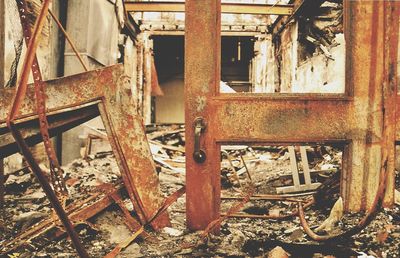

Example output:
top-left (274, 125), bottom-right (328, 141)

top-left (193, 117), bottom-right (206, 163)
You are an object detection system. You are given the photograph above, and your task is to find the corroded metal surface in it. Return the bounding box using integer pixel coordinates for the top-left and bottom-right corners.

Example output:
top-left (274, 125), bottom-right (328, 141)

top-left (0, 104), bottom-right (99, 158)
top-left (185, 0), bottom-right (221, 231)
top-left (185, 0), bottom-right (399, 230)
top-left (6, 1), bottom-right (88, 256)
top-left (17, 0), bottom-right (67, 195)
top-left (0, 65), bottom-right (170, 229)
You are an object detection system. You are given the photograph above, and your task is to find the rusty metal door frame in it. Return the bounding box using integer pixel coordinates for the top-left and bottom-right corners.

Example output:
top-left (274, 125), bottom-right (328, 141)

top-left (185, 0), bottom-right (400, 231)
top-left (0, 65), bottom-right (170, 228)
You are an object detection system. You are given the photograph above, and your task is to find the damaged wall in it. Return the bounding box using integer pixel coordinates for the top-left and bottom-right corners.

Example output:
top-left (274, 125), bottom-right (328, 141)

top-left (2, 0), bottom-right (63, 172)
top-left (274, 0), bottom-right (345, 93)
top-left (61, 0), bottom-right (119, 164)
top-left (133, 1), bottom-right (271, 35)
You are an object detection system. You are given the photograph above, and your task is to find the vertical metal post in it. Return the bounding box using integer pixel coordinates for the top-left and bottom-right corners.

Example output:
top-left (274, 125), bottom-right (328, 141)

top-left (342, 1), bottom-right (399, 211)
top-left (381, 2), bottom-right (399, 206)
top-left (185, 0), bottom-right (221, 231)
top-left (1, 0), bottom-right (5, 207)
top-left (0, 158), bottom-right (4, 207)
top-left (0, 0), bottom-right (4, 87)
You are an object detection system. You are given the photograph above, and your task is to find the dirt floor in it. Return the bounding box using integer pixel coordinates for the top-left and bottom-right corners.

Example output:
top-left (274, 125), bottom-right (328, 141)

top-left (1, 125), bottom-right (399, 258)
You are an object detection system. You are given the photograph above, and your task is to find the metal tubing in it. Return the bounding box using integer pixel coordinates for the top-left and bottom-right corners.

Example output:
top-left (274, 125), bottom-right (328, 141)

top-left (48, 9), bottom-right (88, 72)
top-left (0, 158), bottom-right (4, 207)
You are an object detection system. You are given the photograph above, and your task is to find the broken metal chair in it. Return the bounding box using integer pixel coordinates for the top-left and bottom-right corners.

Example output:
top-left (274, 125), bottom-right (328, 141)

top-left (0, 1), bottom-right (169, 256)
top-left (276, 146), bottom-right (321, 194)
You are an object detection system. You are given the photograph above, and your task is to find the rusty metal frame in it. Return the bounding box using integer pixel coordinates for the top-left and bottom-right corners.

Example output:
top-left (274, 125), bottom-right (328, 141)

top-left (0, 65), bottom-right (171, 228)
top-left (185, 0), bottom-right (399, 231)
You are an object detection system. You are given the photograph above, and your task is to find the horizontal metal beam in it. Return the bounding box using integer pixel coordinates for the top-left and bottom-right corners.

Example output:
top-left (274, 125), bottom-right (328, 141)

top-left (148, 30), bottom-right (261, 37)
top-left (125, 2), bottom-right (294, 15)
top-left (210, 95), bottom-right (352, 143)
top-left (0, 105), bottom-right (99, 158)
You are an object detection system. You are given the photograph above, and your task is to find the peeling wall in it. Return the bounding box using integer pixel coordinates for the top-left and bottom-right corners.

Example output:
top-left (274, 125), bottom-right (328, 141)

top-left (293, 33), bottom-right (345, 93)
top-left (4, 0), bottom-right (60, 86)
top-left (61, 0), bottom-right (132, 165)
top-left (133, 0), bottom-right (272, 34)
top-left (274, 1), bottom-right (345, 93)
top-left (3, 0), bottom-right (63, 172)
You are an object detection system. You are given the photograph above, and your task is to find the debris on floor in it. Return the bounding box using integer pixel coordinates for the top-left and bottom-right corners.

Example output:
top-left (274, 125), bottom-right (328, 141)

top-left (1, 125), bottom-right (399, 257)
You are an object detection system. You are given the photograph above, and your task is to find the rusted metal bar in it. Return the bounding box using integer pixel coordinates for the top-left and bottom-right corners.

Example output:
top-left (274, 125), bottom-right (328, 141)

top-left (0, 158), bottom-right (4, 207)
top-left (1, 184), bottom-right (123, 255)
top-left (6, 0), bottom-right (88, 256)
top-left (185, 0), bottom-right (222, 232)
top-left (7, 0), bottom-right (51, 121)
top-left (48, 9), bottom-right (88, 72)
top-left (7, 124), bottom-right (89, 258)
top-left (16, 0), bottom-right (68, 195)
top-left (210, 96), bottom-right (351, 143)
top-left (342, 0), bottom-right (398, 211)
top-left (220, 195), bottom-right (314, 221)
top-left (221, 195), bottom-right (307, 203)
top-left (125, 1), bottom-right (294, 15)
top-left (104, 186), bottom-right (186, 258)
top-left (109, 192), bottom-right (154, 241)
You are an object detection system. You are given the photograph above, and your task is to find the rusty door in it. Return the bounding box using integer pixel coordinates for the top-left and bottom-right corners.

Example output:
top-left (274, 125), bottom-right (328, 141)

top-left (185, 0), bottom-right (400, 231)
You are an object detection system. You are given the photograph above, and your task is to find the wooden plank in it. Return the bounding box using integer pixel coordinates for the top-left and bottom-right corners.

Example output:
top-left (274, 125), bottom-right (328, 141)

top-left (288, 146), bottom-right (300, 187)
top-left (300, 146), bottom-right (312, 185)
top-left (276, 183), bottom-right (321, 194)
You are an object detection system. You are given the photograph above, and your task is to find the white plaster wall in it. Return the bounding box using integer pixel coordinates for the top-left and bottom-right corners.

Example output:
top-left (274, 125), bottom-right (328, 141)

top-left (277, 20), bottom-right (345, 94)
top-left (292, 34), bottom-right (345, 93)
top-left (279, 22), bottom-right (298, 93)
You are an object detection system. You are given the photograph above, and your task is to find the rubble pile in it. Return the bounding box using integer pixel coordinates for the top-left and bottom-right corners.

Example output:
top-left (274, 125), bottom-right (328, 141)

top-left (1, 125), bottom-right (399, 257)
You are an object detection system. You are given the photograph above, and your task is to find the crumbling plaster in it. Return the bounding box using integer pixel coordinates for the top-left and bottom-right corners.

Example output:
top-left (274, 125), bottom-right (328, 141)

top-left (275, 21), bottom-right (345, 93)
